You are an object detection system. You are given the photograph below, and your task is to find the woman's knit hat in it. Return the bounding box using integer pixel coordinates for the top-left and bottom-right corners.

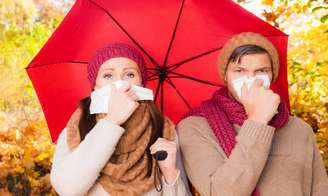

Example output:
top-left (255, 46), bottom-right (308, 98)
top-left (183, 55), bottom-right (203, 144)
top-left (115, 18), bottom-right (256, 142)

top-left (87, 43), bottom-right (147, 87)
top-left (218, 32), bottom-right (280, 81)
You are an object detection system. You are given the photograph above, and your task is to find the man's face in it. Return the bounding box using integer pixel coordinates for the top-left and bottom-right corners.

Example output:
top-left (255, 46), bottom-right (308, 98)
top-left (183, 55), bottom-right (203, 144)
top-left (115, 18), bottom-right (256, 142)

top-left (225, 53), bottom-right (273, 102)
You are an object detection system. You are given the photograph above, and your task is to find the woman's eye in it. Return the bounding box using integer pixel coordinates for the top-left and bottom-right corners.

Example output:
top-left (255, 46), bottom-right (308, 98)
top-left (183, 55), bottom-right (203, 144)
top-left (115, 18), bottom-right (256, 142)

top-left (235, 69), bottom-right (242, 72)
top-left (103, 74), bottom-right (113, 79)
top-left (127, 73), bottom-right (135, 78)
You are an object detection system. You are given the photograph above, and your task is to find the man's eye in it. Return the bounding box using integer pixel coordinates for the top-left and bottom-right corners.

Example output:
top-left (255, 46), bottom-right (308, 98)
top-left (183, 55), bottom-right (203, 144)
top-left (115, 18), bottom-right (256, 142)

top-left (103, 74), bottom-right (113, 79)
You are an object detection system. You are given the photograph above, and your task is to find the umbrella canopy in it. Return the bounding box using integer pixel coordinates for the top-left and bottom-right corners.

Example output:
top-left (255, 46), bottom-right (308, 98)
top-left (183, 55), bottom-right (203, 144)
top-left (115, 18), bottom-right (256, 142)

top-left (26, 0), bottom-right (289, 142)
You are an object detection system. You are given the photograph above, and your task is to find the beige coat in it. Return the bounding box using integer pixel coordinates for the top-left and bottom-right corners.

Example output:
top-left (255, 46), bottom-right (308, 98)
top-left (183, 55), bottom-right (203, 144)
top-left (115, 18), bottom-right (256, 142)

top-left (177, 116), bottom-right (328, 196)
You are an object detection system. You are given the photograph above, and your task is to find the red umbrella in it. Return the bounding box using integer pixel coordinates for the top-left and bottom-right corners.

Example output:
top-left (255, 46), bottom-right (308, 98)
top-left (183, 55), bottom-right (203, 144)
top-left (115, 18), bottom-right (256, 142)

top-left (26, 0), bottom-right (289, 142)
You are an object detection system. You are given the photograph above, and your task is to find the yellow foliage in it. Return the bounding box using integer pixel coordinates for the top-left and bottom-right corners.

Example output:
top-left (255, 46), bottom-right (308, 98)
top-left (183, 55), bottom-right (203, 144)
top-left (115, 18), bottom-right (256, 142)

top-left (288, 24), bottom-right (328, 171)
top-left (0, 1), bottom-right (67, 194)
top-left (0, 0), bottom-right (36, 26)
top-left (0, 121), bottom-right (56, 195)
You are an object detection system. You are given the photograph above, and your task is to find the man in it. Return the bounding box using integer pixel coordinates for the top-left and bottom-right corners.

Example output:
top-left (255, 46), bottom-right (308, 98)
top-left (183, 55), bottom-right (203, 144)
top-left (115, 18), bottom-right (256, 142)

top-left (177, 32), bottom-right (328, 196)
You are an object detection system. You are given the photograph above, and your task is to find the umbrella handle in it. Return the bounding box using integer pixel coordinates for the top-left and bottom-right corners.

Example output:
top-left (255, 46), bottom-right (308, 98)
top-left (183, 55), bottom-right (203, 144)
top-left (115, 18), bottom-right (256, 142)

top-left (154, 150), bottom-right (168, 161)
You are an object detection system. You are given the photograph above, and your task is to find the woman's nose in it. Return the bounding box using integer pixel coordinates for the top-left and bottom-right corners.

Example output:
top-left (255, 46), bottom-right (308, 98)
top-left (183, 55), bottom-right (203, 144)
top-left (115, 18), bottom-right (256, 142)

top-left (113, 76), bottom-right (124, 82)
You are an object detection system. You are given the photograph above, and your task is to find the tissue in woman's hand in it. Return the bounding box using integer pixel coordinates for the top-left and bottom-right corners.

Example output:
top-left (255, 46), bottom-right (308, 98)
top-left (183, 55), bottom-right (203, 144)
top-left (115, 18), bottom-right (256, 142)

top-left (89, 81), bottom-right (154, 114)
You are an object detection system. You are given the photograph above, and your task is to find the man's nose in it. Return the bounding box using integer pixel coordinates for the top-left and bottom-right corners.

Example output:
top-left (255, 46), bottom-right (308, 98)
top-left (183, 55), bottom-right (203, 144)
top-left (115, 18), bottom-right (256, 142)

top-left (246, 72), bottom-right (256, 78)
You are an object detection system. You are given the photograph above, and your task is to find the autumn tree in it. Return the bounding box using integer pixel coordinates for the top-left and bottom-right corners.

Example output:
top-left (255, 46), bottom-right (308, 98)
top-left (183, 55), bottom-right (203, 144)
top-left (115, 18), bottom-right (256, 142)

top-left (0, 0), bottom-right (72, 195)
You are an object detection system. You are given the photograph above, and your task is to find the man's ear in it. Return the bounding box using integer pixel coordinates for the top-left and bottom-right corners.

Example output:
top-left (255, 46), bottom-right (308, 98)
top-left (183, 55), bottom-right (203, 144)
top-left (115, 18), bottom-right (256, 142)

top-left (223, 65), bottom-right (228, 84)
top-left (270, 61), bottom-right (274, 82)
top-left (222, 76), bottom-right (229, 86)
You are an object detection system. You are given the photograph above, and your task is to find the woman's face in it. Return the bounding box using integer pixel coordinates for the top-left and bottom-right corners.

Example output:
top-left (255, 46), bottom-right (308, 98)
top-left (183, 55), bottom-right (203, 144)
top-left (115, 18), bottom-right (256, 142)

top-left (94, 57), bottom-right (143, 89)
top-left (225, 53), bottom-right (273, 101)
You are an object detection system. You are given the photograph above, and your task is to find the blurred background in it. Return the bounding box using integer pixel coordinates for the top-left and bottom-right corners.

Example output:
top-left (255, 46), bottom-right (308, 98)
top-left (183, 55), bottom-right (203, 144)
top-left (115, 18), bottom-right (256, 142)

top-left (0, 0), bottom-right (327, 195)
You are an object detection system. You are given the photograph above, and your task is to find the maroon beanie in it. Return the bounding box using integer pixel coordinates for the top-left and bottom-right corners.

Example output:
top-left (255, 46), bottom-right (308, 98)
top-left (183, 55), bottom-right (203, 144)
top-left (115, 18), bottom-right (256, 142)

top-left (87, 43), bottom-right (147, 88)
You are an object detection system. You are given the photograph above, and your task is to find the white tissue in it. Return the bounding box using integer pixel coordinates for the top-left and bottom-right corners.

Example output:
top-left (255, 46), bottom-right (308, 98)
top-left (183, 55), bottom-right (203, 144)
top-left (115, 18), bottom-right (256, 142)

top-left (232, 75), bottom-right (271, 98)
top-left (90, 80), bottom-right (154, 114)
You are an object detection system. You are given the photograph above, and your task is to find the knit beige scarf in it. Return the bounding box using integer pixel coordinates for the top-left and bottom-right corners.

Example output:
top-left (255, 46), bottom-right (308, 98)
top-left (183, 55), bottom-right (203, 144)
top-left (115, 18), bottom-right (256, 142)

top-left (66, 103), bottom-right (175, 196)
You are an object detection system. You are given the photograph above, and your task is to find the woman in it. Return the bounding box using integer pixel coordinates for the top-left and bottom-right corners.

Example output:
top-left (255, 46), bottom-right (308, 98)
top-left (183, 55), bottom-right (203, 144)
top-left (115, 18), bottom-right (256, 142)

top-left (50, 43), bottom-right (190, 196)
top-left (177, 32), bottom-right (328, 196)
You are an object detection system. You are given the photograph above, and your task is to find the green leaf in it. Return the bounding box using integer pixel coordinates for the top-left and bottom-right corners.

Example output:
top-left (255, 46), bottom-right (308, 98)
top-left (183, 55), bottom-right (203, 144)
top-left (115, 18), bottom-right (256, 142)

top-left (321, 15), bottom-right (328, 23)
top-left (292, 60), bottom-right (302, 66)
top-left (312, 6), bottom-right (328, 13)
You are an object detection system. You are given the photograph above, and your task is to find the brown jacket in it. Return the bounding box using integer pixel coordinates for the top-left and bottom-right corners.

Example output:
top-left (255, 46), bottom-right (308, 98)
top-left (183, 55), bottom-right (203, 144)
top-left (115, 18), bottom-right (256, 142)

top-left (177, 116), bottom-right (328, 196)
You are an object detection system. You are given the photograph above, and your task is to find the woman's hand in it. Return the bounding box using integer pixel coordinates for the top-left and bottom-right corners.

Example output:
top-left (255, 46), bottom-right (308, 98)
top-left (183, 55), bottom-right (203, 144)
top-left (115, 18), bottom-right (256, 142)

top-left (240, 79), bottom-right (280, 124)
top-left (105, 83), bottom-right (139, 125)
top-left (150, 138), bottom-right (179, 184)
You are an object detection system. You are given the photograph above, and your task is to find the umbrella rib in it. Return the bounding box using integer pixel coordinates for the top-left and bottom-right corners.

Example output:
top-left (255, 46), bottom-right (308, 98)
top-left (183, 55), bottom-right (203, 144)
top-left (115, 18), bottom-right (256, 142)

top-left (148, 77), bottom-right (159, 81)
top-left (165, 77), bottom-right (191, 109)
top-left (154, 79), bottom-right (162, 102)
top-left (163, 0), bottom-right (185, 67)
top-left (88, 0), bottom-right (160, 68)
top-left (26, 60), bottom-right (88, 69)
top-left (147, 67), bottom-right (160, 70)
top-left (160, 81), bottom-right (164, 112)
top-left (167, 47), bottom-right (222, 70)
top-left (168, 71), bottom-right (221, 87)
top-left (147, 72), bottom-right (158, 79)
top-left (147, 73), bottom-right (159, 81)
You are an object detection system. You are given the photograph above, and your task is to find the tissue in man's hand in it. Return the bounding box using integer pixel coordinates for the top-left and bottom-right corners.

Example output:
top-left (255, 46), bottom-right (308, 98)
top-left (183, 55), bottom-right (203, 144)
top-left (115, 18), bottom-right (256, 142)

top-left (90, 81), bottom-right (154, 114)
top-left (232, 75), bottom-right (271, 98)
